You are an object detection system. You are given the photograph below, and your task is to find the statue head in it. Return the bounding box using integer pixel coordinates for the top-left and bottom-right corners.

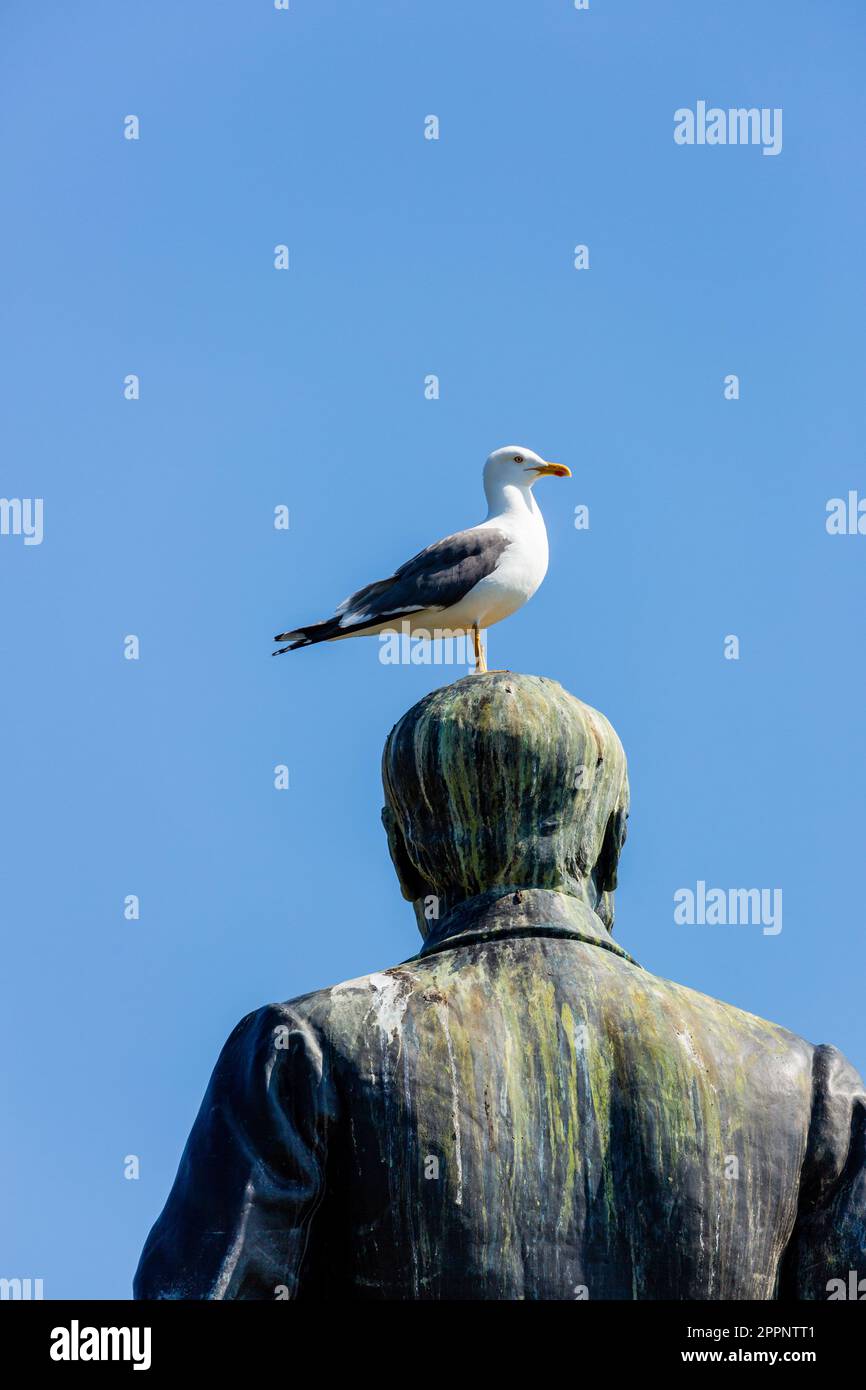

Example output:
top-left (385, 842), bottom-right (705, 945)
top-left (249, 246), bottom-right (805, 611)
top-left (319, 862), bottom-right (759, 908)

top-left (381, 672), bottom-right (629, 937)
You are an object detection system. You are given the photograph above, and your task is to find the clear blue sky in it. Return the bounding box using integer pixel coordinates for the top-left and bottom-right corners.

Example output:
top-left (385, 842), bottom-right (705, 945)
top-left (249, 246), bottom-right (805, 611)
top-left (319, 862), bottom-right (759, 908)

top-left (1, 1), bottom-right (864, 1299)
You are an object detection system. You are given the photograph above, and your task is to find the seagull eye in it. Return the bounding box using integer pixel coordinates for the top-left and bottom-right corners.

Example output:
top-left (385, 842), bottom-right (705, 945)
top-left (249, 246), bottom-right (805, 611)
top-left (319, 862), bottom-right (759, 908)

top-left (513, 454), bottom-right (524, 463)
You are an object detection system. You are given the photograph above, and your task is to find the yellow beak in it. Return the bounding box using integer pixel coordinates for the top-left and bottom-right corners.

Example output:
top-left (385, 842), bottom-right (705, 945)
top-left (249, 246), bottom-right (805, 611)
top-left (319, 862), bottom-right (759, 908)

top-left (531, 461), bottom-right (571, 478)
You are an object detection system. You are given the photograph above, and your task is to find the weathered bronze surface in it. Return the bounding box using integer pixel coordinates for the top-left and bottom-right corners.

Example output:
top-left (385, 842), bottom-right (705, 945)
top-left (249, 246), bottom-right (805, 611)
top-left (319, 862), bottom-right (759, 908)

top-left (135, 674), bottom-right (866, 1299)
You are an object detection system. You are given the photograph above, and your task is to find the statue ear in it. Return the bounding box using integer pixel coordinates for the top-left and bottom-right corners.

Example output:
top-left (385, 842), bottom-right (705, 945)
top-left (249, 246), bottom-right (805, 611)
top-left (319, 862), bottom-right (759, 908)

top-left (382, 805), bottom-right (430, 903)
top-left (596, 809), bottom-right (628, 893)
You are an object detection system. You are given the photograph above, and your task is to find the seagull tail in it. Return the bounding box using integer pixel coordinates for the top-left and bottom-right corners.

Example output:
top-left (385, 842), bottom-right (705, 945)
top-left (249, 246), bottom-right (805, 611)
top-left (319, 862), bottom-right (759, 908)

top-left (272, 618), bottom-right (343, 655)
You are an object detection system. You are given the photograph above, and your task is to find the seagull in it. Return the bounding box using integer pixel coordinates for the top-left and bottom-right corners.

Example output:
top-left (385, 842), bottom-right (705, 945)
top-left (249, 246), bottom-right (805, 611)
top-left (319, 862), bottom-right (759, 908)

top-left (273, 445), bottom-right (571, 671)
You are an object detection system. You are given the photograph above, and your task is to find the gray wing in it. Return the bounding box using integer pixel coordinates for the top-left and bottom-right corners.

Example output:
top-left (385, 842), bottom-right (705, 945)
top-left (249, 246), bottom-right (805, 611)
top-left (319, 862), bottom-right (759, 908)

top-left (274, 527), bottom-right (510, 651)
top-left (333, 526), bottom-right (510, 630)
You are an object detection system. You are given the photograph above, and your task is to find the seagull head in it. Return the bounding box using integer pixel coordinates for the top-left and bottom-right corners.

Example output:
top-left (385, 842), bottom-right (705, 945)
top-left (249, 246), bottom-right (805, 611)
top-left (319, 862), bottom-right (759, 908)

top-left (483, 446), bottom-right (571, 503)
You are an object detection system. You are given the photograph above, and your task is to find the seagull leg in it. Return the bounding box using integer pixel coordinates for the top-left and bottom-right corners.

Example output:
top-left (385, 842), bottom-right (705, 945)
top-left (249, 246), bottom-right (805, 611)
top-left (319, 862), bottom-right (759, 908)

top-left (473, 626), bottom-right (487, 674)
top-left (472, 625), bottom-right (508, 673)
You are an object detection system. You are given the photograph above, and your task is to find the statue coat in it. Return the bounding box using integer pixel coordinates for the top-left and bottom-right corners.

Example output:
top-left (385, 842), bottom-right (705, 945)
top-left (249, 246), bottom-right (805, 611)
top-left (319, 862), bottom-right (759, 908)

top-left (134, 890), bottom-right (866, 1300)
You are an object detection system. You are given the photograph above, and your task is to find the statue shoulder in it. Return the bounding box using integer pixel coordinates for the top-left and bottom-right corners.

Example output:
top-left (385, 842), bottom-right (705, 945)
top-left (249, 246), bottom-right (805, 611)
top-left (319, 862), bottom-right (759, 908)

top-left (628, 963), bottom-right (818, 1069)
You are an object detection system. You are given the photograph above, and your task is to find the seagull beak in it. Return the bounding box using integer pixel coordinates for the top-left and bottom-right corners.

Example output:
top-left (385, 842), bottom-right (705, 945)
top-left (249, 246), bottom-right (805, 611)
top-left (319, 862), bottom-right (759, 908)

top-left (530, 462), bottom-right (571, 478)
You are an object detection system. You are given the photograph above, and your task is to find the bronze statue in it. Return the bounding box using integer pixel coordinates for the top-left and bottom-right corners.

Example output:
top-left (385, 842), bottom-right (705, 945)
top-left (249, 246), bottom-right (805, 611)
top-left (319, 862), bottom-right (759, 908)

top-left (135, 674), bottom-right (866, 1299)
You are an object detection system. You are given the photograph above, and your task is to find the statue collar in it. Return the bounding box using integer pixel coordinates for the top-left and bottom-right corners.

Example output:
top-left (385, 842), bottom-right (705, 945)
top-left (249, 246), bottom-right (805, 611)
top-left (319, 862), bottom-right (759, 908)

top-left (412, 886), bottom-right (640, 968)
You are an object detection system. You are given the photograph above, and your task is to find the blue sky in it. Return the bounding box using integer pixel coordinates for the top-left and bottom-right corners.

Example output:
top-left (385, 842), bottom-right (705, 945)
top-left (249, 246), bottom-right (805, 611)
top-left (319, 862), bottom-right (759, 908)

top-left (1, 0), bottom-right (864, 1298)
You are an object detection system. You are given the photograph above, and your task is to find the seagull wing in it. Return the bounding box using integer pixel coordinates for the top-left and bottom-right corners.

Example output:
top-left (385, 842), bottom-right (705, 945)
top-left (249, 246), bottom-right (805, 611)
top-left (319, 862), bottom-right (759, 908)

top-left (274, 526), bottom-right (510, 652)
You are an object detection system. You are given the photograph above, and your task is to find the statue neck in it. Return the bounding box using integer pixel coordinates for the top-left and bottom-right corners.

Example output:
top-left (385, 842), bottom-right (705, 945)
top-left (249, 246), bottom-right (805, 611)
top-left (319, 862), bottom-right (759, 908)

top-left (411, 886), bottom-right (639, 967)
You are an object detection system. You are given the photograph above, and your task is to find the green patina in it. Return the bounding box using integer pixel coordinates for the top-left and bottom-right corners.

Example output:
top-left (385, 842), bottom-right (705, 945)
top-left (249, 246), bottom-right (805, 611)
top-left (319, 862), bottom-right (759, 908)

top-left (135, 672), bottom-right (864, 1301)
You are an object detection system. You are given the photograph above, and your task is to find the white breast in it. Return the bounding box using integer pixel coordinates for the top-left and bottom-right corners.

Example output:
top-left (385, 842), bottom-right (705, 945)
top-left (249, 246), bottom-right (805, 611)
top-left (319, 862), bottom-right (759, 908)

top-left (438, 505), bottom-right (549, 631)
